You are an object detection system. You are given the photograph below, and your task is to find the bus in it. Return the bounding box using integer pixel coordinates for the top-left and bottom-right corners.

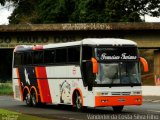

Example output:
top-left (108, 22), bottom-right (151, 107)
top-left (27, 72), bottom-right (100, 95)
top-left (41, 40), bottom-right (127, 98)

top-left (12, 38), bottom-right (148, 112)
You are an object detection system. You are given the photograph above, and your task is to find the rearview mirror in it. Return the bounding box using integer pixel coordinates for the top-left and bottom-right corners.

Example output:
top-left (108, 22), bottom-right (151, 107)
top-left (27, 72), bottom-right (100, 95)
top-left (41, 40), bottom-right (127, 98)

top-left (140, 57), bottom-right (149, 72)
top-left (91, 58), bottom-right (98, 74)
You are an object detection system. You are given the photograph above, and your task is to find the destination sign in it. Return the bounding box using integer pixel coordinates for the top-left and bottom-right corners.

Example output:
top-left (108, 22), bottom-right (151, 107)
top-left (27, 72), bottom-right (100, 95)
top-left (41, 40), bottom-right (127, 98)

top-left (96, 47), bottom-right (138, 61)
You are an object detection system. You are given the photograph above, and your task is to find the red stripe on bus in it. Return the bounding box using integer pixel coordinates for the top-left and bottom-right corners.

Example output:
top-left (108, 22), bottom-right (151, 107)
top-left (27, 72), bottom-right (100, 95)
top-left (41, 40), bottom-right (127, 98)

top-left (32, 45), bottom-right (43, 50)
top-left (95, 95), bottom-right (142, 107)
top-left (35, 67), bottom-right (52, 103)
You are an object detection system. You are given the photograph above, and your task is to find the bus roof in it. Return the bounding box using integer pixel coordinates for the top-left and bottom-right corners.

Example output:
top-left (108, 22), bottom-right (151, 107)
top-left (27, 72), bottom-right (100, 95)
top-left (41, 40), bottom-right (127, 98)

top-left (82, 38), bottom-right (137, 46)
top-left (14, 38), bottom-right (137, 52)
top-left (44, 38), bottom-right (137, 49)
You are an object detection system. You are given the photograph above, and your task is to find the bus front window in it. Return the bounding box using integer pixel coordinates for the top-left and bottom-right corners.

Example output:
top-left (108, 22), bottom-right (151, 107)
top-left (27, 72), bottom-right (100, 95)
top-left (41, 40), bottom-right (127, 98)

top-left (120, 62), bottom-right (140, 84)
top-left (95, 63), bottom-right (120, 84)
top-left (95, 62), bottom-right (140, 85)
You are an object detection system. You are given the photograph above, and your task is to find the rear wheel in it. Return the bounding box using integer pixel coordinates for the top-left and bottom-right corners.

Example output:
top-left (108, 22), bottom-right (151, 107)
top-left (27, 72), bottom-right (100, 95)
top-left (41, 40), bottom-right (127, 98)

top-left (26, 93), bottom-right (32, 106)
top-left (112, 106), bottom-right (124, 112)
top-left (31, 92), bottom-right (37, 107)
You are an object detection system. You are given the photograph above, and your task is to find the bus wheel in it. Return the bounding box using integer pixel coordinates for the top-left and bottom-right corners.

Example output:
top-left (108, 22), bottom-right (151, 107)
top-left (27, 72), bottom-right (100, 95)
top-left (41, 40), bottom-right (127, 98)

top-left (31, 92), bottom-right (37, 107)
top-left (26, 93), bottom-right (32, 106)
top-left (74, 92), bottom-right (83, 111)
top-left (112, 106), bottom-right (124, 112)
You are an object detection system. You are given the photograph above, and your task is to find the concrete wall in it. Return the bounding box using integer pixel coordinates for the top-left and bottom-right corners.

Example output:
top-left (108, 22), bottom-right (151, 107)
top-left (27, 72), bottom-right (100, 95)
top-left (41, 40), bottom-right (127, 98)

top-left (142, 86), bottom-right (160, 96)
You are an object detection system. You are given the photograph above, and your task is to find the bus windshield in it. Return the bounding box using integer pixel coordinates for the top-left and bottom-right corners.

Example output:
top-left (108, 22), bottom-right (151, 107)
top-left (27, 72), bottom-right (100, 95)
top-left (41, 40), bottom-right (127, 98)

top-left (95, 47), bottom-right (140, 86)
top-left (95, 62), bottom-right (140, 85)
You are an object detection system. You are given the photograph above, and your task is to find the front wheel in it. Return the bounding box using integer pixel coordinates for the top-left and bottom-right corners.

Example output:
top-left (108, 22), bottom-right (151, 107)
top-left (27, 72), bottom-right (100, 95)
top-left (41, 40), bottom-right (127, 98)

top-left (74, 92), bottom-right (83, 111)
top-left (112, 106), bottom-right (124, 112)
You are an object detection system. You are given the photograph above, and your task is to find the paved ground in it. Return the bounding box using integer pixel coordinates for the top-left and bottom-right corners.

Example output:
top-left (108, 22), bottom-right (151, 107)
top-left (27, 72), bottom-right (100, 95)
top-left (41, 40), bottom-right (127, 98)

top-left (0, 96), bottom-right (160, 120)
top-left (143, 96), bottom-right (160, 102)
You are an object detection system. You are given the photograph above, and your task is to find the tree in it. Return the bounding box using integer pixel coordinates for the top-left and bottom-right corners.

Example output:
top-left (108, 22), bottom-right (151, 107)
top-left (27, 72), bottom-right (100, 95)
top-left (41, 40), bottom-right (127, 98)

top-left (0, 0), bottom-right (39, 24)
top-left (1, 0), bottom-right (160, 24)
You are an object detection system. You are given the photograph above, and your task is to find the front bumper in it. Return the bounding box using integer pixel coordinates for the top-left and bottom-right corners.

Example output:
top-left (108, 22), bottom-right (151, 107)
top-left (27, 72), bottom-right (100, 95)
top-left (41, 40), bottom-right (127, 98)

top-left (95, 95), bottom-right (142, 107)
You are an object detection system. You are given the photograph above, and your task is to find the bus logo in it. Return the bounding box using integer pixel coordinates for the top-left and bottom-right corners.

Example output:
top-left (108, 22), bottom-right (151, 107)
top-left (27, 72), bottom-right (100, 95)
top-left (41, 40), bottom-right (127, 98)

top-left (72, 67), bottom-right (76, 75)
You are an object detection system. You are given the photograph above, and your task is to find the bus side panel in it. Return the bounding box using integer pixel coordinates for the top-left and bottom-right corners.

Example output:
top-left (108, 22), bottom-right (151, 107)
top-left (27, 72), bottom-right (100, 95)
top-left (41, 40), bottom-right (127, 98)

top-left (13, 66), bottom-right (52, 103)
top-left (83, 91), bottom-right (95, 107)
top-left (35, 67), bottom-right (52, 103)
top-left (46, 65), bottom-right (83, 105)
top-left (48, 79), bottom-right (60, 104)
top-left (13, 66), bottom-right (39, 101)
top-left (13, 68), bottom-right (22, 101)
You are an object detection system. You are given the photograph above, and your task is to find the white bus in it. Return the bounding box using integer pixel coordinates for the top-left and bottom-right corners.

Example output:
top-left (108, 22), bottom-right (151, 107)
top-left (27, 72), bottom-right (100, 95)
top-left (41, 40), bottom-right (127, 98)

top-left (12, 38), bottom-right (148, 112)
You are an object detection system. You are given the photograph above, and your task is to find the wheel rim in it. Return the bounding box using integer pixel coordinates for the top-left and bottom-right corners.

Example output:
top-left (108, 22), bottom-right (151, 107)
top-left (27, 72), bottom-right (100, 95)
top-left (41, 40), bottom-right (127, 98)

top-left (26, 93), bottom-right (31, 105)
top-left (32, 93), bottom-right (36, 106)
top-left (75, 92), bottom-right (82, 109)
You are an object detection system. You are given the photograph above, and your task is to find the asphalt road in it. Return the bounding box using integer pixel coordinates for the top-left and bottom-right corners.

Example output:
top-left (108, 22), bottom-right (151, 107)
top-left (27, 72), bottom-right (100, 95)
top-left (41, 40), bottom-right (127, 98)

top-left (0, 96), bottom-right (160, 120)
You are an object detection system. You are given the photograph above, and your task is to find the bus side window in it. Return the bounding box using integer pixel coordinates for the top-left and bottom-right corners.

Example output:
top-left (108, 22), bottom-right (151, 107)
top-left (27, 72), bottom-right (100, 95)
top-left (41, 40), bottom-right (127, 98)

top-left (33, 51), bottom-right (44, 65)
top-left (44, 49), bottom-right (55, 64)
top-left (68, 47), bottom-right (80, 63)
top-left (14, 52), bottom-right (23, 66)
top-left (82, 46), bottom-right (93, 60)
top-left (55, 48), bottom-right (67, 63)
top-left (23, 52), bottom-right (33, 65)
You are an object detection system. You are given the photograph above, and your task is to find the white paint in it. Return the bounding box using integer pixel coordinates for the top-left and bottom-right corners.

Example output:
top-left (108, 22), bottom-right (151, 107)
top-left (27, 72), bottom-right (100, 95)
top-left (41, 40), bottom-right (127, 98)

top-left (82, 38), bottom-right (137, 46)
top-left (142, 86), bottom-right (160, 96)
top-left (24, 69), bottom-right (30, 85)
top-left (48, 79), bottom-right (60, 104)
top-left (46, 65), bottom-right (81, 78)
top-left (43, 38), bottom-right (137, 49)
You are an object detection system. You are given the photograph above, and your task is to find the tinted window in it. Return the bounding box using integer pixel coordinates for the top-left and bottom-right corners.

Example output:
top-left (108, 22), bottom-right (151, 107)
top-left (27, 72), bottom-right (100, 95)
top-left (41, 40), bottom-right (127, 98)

top-left (55, 48), bottom-right (67, 63)
top-left (23, 52), bottom-right (32, 65)
top-left (33, 51), bottom-right (43, 64)
top-left (44, 49), bottom-right (55, 64)
top-left (14, 53), bottom-right (23, 66)
top-left (82, 46), bottom-right (93, 60)
top-left (68, 47), bottom-right (80, 63)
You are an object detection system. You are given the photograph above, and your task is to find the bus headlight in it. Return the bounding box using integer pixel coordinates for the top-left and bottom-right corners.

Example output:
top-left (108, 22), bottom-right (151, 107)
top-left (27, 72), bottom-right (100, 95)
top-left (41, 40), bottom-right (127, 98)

top-left (133, 91), bottom-right (142, 95)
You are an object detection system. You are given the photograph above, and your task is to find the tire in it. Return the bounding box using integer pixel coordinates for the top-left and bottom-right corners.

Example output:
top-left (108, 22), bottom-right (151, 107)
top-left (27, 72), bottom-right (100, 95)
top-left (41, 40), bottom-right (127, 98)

top-left (112, 106), bottom-right (124, 112)
top-left (74, 92), bottom-right (83, 111)
top-left (31, 92), bottom-right (37, 107)
top-left (26, 93), bottom-right (32, 106)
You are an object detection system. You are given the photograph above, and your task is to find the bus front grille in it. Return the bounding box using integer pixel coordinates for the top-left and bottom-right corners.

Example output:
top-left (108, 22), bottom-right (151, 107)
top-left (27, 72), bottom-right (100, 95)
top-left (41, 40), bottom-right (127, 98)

top-left (111, 92), bottom-right (131, 96)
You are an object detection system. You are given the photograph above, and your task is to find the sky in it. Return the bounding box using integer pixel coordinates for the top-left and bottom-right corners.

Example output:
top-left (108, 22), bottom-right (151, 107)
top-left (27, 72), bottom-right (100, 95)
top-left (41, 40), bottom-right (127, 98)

top-left (0, 4), bottom-right (160, 24)
top-left (0, 3), bottom-right (14, 25)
